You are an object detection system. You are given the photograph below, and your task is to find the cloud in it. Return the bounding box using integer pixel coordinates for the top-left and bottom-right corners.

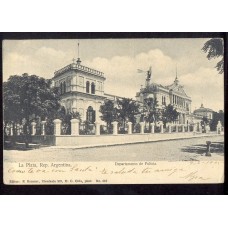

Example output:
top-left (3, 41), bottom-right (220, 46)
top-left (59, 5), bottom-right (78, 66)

top-left (3, 47), bottom-right (68, 80)
top-left (84, 49), bottom-right (224, 112)
top-left (3, 52), bottom-right (37, 79)
top-left (181, 67), bottom-right (224, 111)
top-left (84, 49), bottom-right (178, 98)
top-left (3, 44), bottom-right (224, 112)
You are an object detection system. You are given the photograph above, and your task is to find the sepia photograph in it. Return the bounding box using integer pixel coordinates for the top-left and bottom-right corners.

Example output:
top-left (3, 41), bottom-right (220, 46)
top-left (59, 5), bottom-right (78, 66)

top-left (2, 36), bottom-right (225, 185)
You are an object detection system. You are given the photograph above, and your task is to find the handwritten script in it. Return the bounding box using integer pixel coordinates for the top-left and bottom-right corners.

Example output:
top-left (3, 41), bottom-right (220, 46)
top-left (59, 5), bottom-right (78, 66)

top-left (4, 161), bottom-right (223, 184)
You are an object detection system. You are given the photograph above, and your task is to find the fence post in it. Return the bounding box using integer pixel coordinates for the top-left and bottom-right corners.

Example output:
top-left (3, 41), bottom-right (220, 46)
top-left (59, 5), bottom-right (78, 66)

top-left (41, 121), bottom-right (46, 135)
top-left (140, 122), bottom-right (145, 134)
top-left (150, 123), bottom-right (155, 134)
top-left (112, 121), bottom-right (118, 135)
top-left (9, 125), bottom-right (13, 136)
top-left (176, 124), bottom-right (179, 133)
top-left (216, 121), bottom-right (222, 134)
top-left (193, 123), bottom-right (197, 133)
top-left (182, 124), bottom-right (185, 133)
top-left (71, 119), bottom-right (80, 136)
top-left (31, 122), bottom-right (36, 136)
top-left (160, 122), bottom-right (164, 133)
top-left (53, 119), bottom-right (62, 136)
top-left (95, 121), bottom-right (101, 136)
top-left (199, 124), bottom-right (202, 133)
top-left (127, 122), bottom-right (132, 134)
top-left (168, 124), bottom-right (172, 133)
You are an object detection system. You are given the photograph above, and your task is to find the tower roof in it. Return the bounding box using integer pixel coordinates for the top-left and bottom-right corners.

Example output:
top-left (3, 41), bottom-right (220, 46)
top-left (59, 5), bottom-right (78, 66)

top-left (193, 104), bottom-right (214, 113)
top-left (54, 62), bottom-right (105, 79)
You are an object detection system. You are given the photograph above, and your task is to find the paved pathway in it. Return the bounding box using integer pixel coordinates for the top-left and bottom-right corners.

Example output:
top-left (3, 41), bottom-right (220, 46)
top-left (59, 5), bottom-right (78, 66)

top-left (4, 135), bottom-right (224, 162)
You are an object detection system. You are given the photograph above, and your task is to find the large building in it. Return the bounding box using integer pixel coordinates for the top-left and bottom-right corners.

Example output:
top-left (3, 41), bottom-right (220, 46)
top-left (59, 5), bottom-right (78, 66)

top-left (52, 58), bottom-right (119, 124)
top-left (136, 69), bottom-right (192, 124)
top-left (193, 104), bottom-right (214, 120)
top-left (52, 57), bottom-right (209, 127)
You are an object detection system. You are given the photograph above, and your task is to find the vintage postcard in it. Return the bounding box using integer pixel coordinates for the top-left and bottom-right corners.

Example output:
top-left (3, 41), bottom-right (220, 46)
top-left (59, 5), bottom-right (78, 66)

top-left (3, 37), bottom-right (224, 185)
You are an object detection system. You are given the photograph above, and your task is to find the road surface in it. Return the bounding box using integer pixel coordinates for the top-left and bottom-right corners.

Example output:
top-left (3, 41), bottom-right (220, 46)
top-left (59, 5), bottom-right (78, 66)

top-left (4, 135), bottom-right (224, 162)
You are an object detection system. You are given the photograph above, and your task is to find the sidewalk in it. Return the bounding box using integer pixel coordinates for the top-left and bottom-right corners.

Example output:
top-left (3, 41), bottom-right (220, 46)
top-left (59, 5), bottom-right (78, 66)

top-left (43, 132), bottom-right (223, 150)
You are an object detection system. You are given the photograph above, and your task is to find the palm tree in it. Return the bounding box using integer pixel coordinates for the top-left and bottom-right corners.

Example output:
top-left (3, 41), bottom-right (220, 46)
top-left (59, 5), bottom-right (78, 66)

top-left (202, 38), bottom-right (224, 74)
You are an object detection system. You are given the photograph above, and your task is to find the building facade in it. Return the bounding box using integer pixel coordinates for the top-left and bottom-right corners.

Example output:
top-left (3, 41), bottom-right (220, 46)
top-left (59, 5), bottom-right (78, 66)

top-left (52, 58), bottom-right (208, 127)
top-left (193, 104), bottom-right (214, 120)
top-left (52, 58), bottom-right (108, 123)
top-left (136, 71), bottom-right (192, 124)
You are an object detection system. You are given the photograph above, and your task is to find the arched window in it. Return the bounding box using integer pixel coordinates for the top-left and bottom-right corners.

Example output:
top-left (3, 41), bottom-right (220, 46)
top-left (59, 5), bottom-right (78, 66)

top-left (86, 81), bottom-right (90, 93)
top-left (86, 106), bottom-right (95, 123)
top-left (91, 82), bottom-right (95, 94)
top-left (63, 81), bottom-right (66, 93)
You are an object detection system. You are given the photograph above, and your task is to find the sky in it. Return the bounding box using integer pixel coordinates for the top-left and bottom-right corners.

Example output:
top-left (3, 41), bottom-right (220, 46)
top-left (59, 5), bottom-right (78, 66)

top-left (3, 38), bottom-right (224, 112)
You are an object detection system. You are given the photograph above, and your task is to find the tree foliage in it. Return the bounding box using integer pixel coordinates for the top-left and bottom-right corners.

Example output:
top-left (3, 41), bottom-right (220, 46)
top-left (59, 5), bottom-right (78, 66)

top-left (116, 98), bottom-right (140, 129)
top-left (143, 97), bottom-right (161, 124)
top-left (3, 74), bottom-right (61, 138)
top-left (99, 98), bottom-right (140, 133)
top-left (210, 110), bottom-right (224, 131)
top-left (161, 104), bottom-right (179, 126)
top-left (99, 100), bottom-right (117, 132)
top-left (202, 38), bottom-right (224, 74)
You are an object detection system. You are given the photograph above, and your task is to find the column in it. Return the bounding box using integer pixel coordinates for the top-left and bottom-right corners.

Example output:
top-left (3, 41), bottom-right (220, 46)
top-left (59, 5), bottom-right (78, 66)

top-left (150, 123), bottom-right (155, 134)
top-left (71, 119), bottom-right (80, 136)
top-left (95, 121), bottom-right (101, 136)
top-left (112, 121), bottom-right (118, 135)
top-left (187, 124), bottom-right (190, 132)
top-left (182, 124), bottom-right (185, 133)
top-left (53, 119), bottom-right (62, 136)
top-left (127, 122), bottom-right (132, 134)
top-left (140, 122), bottom-right (144, 134)
top-left (31, 122), bottom-right (36, 136)
top-left (41, 121), bottom-right (46, 135)
top-left (160, 122), bottom-right (164, 133)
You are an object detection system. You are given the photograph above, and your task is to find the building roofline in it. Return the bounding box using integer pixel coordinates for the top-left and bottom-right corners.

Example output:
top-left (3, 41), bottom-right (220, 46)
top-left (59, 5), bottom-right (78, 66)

top-left (54, 63), bottom-right (105, 79)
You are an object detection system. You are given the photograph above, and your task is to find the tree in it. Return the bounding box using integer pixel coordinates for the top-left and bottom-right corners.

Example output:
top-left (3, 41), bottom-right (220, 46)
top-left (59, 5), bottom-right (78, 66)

top-left (143, 97), bottom-right (161, 124)
top-left (202, 38), bottom-right (224, 74)
top-left (201, 116), bottom-right (209, 132)
top-left (161, 104), bottom-right (179, 127)
top-left (210, 110), bottom-right (224, 131)
top-left (3, 74), bottom-right (61, 146)
top-left (116, 98), bottom-right (140, 130)
top-left (99, 100), bottom-right (117, 133)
